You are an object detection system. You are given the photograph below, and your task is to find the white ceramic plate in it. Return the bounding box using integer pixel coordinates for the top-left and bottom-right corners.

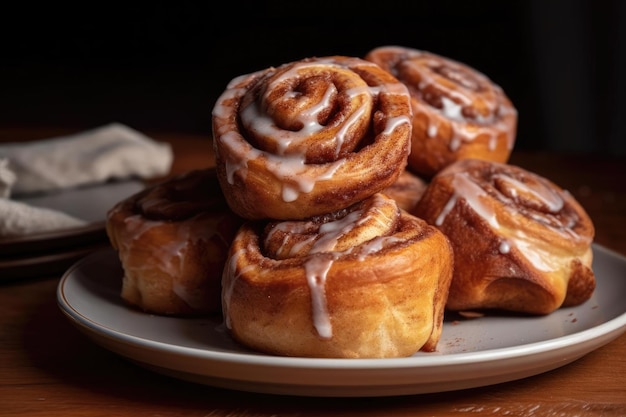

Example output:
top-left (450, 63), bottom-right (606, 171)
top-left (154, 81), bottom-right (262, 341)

top-left (57, 244), bottom-right (626, 397)
top-left (14, 180), bottom-right (145, 224)
top-left (1, 180), bottom-right (145, 254)
top-left (1, 180), bottom-right (144, 279)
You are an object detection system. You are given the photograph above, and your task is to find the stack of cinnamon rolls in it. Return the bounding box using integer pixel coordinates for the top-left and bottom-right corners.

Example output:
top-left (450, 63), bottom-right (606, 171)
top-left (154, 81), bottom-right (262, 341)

top-left (106, 46), bottom-right (596, 359)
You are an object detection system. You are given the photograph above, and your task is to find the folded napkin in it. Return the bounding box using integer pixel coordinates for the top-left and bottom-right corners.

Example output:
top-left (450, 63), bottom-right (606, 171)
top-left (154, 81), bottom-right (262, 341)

top-left (0, 158), bottom-right (16, 198)
top-left (0, 123), bottom-right (173, 237)
top-left (0, 198), bottom-right (87, 237)
top-left (0, 122), bottom-right (173, 197)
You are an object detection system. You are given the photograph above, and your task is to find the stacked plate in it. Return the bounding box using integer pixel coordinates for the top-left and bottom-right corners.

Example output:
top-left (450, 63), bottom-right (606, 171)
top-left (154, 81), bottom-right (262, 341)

top-left (0, 180), bottom-right (144, 280)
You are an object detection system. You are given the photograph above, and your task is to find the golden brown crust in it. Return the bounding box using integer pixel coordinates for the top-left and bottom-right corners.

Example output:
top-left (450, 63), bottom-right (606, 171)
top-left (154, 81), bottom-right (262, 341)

top-left (562, 258), bottom-right (596, 307)
top-left (381, 169), bottom-right (428, 213)
top-left (106, 168), bottom-right (243, 315)
top-left (211, 56), bottom-right (413, 220)
top-left (222, 193), bottom-right (454, 358)
top-left (365, 46), bottom-right (517, 178)
top-left (411, 159), bottom-right (595, 315)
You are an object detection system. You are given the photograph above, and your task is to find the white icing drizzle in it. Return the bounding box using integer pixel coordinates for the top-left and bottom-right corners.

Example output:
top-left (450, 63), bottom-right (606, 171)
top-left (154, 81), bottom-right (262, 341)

top-left (493, 173), bottom-right (564, 212)
top-left (356, 236), bottom-right (403, 261)
top-left (314, 210), bottom-right (365, 253)
top-left (121, 212), bottom-right (228, 309)
top-left (305, 195), bottom-right (402, 337)
top-left (449, 173), bottom-right (500, 229)
top-left (427, 123), bottom-right (438, 138)
top-left (261, 194), bottom-right (399, 338)
top-left (394, 49), bottom-right (517, 153)
top-left (264, 220), bottom-right (313, 257)
top-left (440, 96), bottom-right (465, 122)
top-left (332, 90), bottom-right (369, 157)
top-left (449, 136), bottom-right (461, 152)
top-left (435, 193), bottom-right (458, 226)
top-left (218, 129), bottom-right (346, 202)
top-left (121, 215), bottom-right (187, 277)
top-left (302, 227), bottom-right (402, 339)
top-left (220, 131), bottom-right (252, 185)
top-left (381, 115), bottom-right (412, 136)
top-left (304, 256), bottom-right (334, 338)
top-left (434, 168), bottom-right (587, 272)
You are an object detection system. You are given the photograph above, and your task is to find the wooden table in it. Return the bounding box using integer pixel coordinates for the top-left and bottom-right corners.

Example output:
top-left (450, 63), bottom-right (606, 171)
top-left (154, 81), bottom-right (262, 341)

top-left (1, 127), bottom-right (625, 416)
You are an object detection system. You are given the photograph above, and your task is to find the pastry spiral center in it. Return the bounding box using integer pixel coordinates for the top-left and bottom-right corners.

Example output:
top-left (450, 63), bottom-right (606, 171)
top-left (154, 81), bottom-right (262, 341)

top-left (435, 162), bottom-right (589, 252)
top-left (263, 193), bottom-right (399, 260)
top-left (493, 173), bottom-right (564, 213)
top-left (264, 75), bottom-right (338, 131)
top-left (432, 64), bottom-right (481, 91)
top-left (239, 61), bottom-right (374, 163)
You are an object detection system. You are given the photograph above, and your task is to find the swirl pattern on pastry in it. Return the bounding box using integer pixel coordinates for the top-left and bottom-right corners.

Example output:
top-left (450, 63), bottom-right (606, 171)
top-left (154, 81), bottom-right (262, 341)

top-left (222, 193), bottom-right (454, 358)
top-left (106, 168), bottom-right (243, 315)
top-left (411, 159), bottom-right (595, 315)
top-left (365, 46), bottom-right (517, 178)
top-left (212, 56), bottom-right (413, 220)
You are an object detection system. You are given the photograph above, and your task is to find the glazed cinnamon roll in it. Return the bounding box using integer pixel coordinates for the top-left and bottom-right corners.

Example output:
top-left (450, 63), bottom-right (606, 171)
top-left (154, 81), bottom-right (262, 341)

top-left (212, 55), bottom-right (413, 220)
top-left (412, 159), bottom-right (595, 315)
top-left (106, 168), bottom-right (243, 316)
top-left (222, 193), bottom-right (454, 358)
top-left (365, 46), bottom-right (517, 178)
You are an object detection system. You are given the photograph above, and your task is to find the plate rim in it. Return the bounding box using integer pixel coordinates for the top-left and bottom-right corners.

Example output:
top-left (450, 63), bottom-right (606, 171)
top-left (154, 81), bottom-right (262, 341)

top-left (56, 244), bottom-right (626, 395)
top-left (0, 221), bottom-right (106, 246)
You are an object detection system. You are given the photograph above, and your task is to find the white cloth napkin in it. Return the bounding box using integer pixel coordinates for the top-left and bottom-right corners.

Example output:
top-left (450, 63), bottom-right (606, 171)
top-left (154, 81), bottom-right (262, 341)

top-left (0, 158), bottom-right (16, 198)
top-left (0, 198), bottom-right (88, 237)
top-left (0, 122), bottom-right (173, 196)
top-left (0, 123), bottom-right (173, 237)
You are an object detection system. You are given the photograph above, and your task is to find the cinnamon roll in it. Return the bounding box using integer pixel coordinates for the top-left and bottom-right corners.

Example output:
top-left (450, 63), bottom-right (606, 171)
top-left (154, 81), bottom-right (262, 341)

top-left (212, 55), bottom-right (413, 220)
top-left (412, 159), bottom-right (595, 315)
top-left (222, 193), bottom-right (454, 358)
top-left (365, 46), bottom-right (517, 178)
top-left (106, 168), bottom-right (243, 316)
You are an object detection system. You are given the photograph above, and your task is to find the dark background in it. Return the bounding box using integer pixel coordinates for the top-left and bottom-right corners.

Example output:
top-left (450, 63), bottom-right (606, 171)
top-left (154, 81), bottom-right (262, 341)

top-left (1, 0), bottom-right (624, 155)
